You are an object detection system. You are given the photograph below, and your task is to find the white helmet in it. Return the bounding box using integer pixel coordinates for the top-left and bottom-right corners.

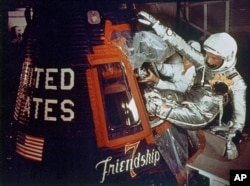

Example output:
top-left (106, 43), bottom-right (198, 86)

top-left (203, 32), bottom-right (237, 71)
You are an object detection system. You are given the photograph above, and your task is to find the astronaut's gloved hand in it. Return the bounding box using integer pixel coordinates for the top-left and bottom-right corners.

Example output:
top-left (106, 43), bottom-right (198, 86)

top-left (228, 122), bottom-right (244, 144)
top-left (144, 88), bottom-right (171, 118)
top-left (226, 141), bottom-right (238, 160)
top-left (145, 99), bottom-right (158, 116)
top-left (137, 11), bottom-right (167, 38)
top-left (145, 96), bottom-right (163, 115)
top-left (137, 11), bottom-right (157, 26)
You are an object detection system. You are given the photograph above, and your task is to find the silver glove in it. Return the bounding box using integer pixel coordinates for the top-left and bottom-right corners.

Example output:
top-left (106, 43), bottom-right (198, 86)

top-left (145, 100), bottom-right (158, 116)
top-left (137, 11), bottom-right (157, 26)
top-left (226, 141), bottom-right (238, 160)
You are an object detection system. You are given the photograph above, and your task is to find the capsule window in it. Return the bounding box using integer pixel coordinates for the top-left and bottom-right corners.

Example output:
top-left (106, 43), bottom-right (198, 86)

top-left (98, 62), bottom-right (142, 139)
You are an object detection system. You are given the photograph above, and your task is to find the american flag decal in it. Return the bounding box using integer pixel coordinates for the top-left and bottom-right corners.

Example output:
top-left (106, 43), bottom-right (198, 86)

top-left (16, 131), bottom-right (45, 162)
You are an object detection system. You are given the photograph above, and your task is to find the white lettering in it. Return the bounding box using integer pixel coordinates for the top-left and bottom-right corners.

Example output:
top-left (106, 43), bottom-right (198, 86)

top-left (45, 68), bottom-right (58, 90)
top-left (34, 68), bottom-right (74, 90)
top-left (234, 174), bottom-right (247, 181)
top-left (44, 99), bottom-right (58, 121)
top-left (61, 68), bottom-right (74, 90)
top-left (234, 174), bottom-right (241, 181)
top-left (134, 152), bottom-right (141, 168)
top-left (95, 156), bottom-right (112, 183)
top-left (31, 97), bottom-right (75, 122)
top-left (29, 68), bottom-right (76, 122)
top-left (140, 154), bottom-right (146, 166)
top-left (241, 174), bottom-right (247, 180)
top-left (60, 100), bottom-right (75, 121)
top-left (35, 68), bottom-right (44, 88)
top-left (108, 164), bottom-right (115, 175)
top-left (154, 150), bottom-right (160, 166)
top-left (95, 141), bottom-right (161, 183)
top-left (119, 160), bottom-right (125, 172)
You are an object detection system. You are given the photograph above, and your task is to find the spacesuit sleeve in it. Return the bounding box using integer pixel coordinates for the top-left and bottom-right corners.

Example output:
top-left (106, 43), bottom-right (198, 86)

top-left (151, 23), bottom-right (204, 68)
top-left (230, 75), bottom-right (247, 131)
top-left (155, 65), bottom-right (196, 93)
top-left (156, 63), bottom-right (178, 77)
top-left (156, 53), bottom-right (183, 75)
top-left (165, 99), bottom-right (219, 130)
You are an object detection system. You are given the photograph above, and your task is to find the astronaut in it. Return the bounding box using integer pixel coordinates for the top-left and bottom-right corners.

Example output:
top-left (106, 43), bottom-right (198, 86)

top-left (203, 33), bottom-right (246, 133)
top-left (138, 11), bottom-right (247, 140)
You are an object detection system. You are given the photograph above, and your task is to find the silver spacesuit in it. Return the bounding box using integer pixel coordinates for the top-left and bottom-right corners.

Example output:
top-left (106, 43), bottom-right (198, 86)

top-left (138, 11), bottom-right (247, 134)
top-left (154, 53), bottom-right (196, 93)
